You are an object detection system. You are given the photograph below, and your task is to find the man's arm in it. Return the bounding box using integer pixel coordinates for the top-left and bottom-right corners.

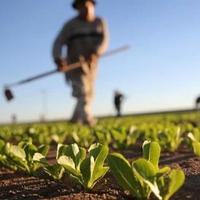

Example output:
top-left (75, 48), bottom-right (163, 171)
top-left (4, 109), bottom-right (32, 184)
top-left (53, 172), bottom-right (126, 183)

top-left (87, 18), bottom-right (109, 65)
top-left (96, 18), bottom-right (109, 56)
top-left (52, 23), bottom-right (69, 71)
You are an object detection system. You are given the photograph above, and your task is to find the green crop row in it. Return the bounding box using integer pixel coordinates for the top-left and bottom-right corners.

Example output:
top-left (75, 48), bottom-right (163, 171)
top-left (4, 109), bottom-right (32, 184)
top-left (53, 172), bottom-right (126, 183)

top-left (1, 122), bottom-right (200, 155)
top-left (0, 138), bottom-right (184, 200)
top-left (1, 111), bottom-right (200, 156)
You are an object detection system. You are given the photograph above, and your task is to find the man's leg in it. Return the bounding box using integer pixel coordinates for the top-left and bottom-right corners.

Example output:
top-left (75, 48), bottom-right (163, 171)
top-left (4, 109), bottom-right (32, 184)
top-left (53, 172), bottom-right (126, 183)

top-left (82, 96), bottom-right (96, 126)
top-left (69, 79), bottom-right (93, 124)
top-left (69, 64), bottom-right (97, 125)
top-left (80, 71), bottom-right (97, 126)
top-left (116, 104), bottom-right (121, 117)
top-left (70, 99), bottom-right (82, 123)
top-left (70, 80), bottom-right (84, 123)
top-left (70, 95), bottom-right (95, 126)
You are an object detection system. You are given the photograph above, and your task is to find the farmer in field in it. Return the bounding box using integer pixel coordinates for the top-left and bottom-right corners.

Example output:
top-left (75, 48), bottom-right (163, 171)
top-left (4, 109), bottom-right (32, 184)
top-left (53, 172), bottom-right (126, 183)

top-left (52, 0), bottom-right (108, 126)
top-left (195, 96), bottom-right (200, 110)
top-left (114, 90), bottom-right (125, 117)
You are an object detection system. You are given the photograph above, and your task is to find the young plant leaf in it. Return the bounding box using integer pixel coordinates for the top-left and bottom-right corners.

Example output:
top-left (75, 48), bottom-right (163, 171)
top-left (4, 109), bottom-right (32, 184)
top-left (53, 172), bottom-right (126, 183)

top-left (143, 140), bottom-right (161, 169)
top-left (57, 155), bottom-right (80, 177)
top-left (107, 153), bottom-right (141, 197)
top-left (163, 169), bottom-right (185, 200)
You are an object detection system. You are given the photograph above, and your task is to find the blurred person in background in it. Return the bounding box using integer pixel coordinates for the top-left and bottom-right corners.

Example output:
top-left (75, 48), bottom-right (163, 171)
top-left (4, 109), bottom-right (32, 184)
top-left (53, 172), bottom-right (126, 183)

top-left (195, 96), bottom-right (200, 110)
top-left (114, 90), bottom-right (125, 117)
top-left (11, 114), bottom-right (17, 124)
top-left (52, 0), bottom-right (109, 126)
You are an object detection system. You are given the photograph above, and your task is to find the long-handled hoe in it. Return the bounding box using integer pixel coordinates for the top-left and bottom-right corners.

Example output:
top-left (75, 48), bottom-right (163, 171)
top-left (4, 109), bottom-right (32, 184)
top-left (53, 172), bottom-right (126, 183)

top-left (3, 45), bottom-right (130, 101)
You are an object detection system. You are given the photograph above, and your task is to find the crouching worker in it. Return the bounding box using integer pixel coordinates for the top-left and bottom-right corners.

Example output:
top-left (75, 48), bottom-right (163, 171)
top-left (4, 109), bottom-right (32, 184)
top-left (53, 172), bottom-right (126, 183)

top-left (52, 0), bottom-right (109, 126)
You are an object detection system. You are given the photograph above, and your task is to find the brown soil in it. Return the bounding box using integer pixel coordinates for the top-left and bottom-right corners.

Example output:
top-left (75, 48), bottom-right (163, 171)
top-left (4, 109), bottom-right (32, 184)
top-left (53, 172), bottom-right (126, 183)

top-left (1, 145), bottom-right (200, 200)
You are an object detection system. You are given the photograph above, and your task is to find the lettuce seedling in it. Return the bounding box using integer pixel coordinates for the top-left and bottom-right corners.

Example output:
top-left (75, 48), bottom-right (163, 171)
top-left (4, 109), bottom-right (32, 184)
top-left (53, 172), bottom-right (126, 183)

top-left (158, 127), bottom-right (183, 152)
top-left (108, 141), bottom-right (185, 200)
top-left (0, 139), bottom-right (9, 167)
top-left (188, 131), bottom-right (200, 156)
top-left (93, 128), bottom-right (112, 146)
top-left (33, 152), bottom-right (65, 180)
top-left (5, 138), bottom-right (49, 175)
top-left (57, 143), bottom-right (109, 190)
top-left (108, 153), bottom-right (152, 199)
top-left (110, 126), bottom-right (139, 149)
top-left (157, 169), bottom-right (185, 200)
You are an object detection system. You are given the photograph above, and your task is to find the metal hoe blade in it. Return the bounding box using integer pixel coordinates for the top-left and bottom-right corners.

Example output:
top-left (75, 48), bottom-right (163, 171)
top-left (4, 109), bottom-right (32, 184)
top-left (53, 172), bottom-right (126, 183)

top-left (4, 88), bottom-right (14, 101)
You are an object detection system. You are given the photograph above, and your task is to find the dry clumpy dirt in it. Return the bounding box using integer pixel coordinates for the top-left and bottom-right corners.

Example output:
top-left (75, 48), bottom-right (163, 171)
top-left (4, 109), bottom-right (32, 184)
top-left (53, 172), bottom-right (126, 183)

top-left (1, 145), bottom-right (200, 200)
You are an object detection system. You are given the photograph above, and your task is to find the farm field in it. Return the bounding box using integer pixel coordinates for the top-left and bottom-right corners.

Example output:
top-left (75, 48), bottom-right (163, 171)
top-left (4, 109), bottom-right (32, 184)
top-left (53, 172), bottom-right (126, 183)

top-left (1, 111), bottom-right (200, 200)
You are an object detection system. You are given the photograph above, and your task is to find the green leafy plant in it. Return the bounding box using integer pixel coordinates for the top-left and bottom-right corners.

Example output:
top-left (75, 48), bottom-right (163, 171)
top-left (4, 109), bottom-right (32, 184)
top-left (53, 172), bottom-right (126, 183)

top-left (57, 143), bottom-right (109, 190)
top-left (71, 127), bottom-right (95, 148)
top-left (187, 130), bottom-right (200, 156)
top-left (5, 138), bottom-right (49, 175)
top-left (158, 126), bottom-right (183, 152)
top-left (33, 152), bottom-right (65, 180)
top-left (0, 139), bottom-right (8, 167)
top-left (157, 169), bottom-right (185, 200)
top-left (110, 126), bottom-right (139, 149)
top-left (108, 153), bottom-right (153, 199)
top-left (93, 128), bottom-right (112, 145)
top-left (108, 141), bottom-right (185, 200)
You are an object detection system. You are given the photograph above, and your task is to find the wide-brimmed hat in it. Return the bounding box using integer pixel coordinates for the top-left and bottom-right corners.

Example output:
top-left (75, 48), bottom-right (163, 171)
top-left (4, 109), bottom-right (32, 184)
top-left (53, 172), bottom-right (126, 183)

top-left (72, 0), bottom-right (96, 9)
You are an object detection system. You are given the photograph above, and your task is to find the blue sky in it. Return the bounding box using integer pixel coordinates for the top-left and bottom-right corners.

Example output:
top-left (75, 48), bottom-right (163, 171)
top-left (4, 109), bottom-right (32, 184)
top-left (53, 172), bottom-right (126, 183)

top-left (0, 0), bottom-right (200, 123)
